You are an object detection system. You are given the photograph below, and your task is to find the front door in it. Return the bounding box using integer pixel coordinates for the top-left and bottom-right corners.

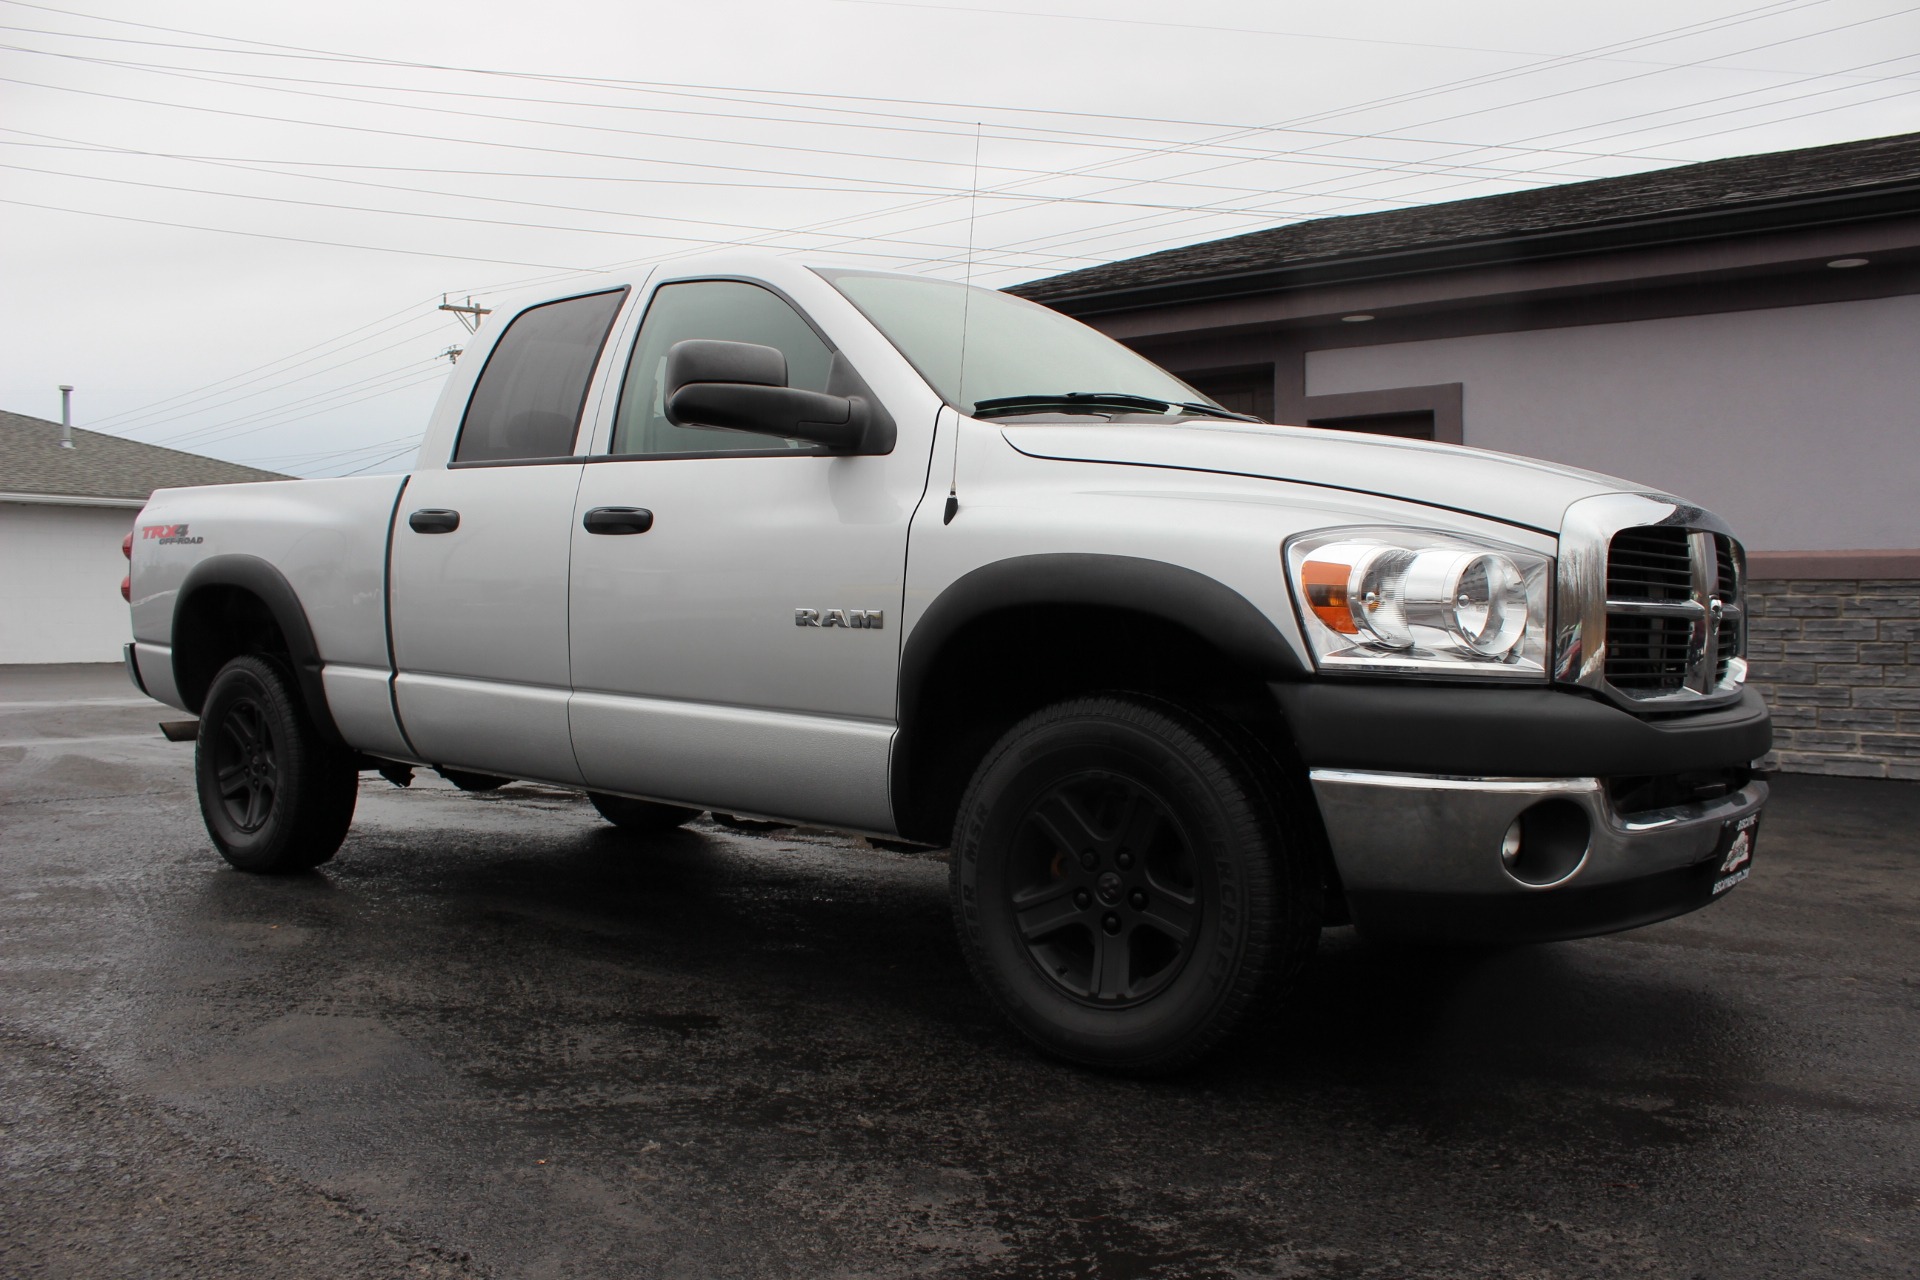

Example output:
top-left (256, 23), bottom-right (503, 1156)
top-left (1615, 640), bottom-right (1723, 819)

top-left (566, 278), bottom-right (927, 831)
top-left (388, 287), bottom-right (626, 783)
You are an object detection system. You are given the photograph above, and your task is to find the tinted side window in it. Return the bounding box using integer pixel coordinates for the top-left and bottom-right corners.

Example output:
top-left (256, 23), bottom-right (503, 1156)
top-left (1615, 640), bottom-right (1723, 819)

top-left (453, 289), bottom-right (625, 464)
top-left (611, 281), bottom-right (834, 456)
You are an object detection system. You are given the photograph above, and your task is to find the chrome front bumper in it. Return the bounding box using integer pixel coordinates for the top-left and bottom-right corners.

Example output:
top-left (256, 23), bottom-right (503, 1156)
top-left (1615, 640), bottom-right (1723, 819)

top-left (1309, 769), bottom-right (1768, 942)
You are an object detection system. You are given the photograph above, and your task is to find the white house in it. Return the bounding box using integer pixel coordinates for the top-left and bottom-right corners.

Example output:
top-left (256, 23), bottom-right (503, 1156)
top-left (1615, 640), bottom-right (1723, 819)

top-left (0, 408), bottom-right (285, 664)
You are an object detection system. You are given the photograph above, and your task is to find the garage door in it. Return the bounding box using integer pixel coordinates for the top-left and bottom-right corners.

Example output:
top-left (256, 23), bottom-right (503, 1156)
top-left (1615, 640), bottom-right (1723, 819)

top-left (0, 502), bottom-right (139, 664)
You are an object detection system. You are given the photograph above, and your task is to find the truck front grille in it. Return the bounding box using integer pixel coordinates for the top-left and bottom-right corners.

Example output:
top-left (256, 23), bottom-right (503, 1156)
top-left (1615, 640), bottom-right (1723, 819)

top-left (1605, 527), bottom-right (1695, 693)
top-left (1601, 527), bottom-right (1745, 701)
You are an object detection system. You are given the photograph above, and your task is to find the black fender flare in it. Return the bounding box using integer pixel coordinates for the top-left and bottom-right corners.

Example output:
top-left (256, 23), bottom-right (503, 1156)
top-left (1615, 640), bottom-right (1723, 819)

top-left (891, 553), bottom-right (1308, 828)
top-left (172, 554), bottom-right (346, 746)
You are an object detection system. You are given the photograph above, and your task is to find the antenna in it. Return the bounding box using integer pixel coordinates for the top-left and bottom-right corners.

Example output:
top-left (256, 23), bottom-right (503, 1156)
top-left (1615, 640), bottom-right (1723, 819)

top-left (944, 122), bottom-right (982, 527)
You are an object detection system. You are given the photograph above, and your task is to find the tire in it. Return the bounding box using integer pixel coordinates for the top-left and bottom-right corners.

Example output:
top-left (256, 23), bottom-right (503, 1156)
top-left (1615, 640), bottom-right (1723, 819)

top-left (588, 792), bottom-right (701, 832)
top-left (951, 693), bottom-right (1321, 1074)
top-left (195, 654), bottom-right (358, 873)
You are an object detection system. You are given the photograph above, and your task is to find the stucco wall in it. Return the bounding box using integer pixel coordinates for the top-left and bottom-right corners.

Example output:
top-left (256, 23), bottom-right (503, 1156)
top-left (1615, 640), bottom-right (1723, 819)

top-left (1303, 293), bottom-right (1920, 552)
top-left (0, 502), bottom-right (138, 664)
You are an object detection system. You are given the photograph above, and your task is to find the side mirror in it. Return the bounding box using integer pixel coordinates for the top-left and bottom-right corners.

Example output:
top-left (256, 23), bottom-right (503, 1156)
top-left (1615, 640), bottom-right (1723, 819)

top-left (664, 339), bottom-right (872, 451)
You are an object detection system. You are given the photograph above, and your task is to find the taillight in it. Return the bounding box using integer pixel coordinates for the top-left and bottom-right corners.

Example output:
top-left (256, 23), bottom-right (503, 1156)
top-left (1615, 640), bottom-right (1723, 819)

top-left (122, 531), bottom-right (133, 560)
top-left (121, 575), bottom-right (131, 602)
top-left (121, 531), bottom-right (133, 601)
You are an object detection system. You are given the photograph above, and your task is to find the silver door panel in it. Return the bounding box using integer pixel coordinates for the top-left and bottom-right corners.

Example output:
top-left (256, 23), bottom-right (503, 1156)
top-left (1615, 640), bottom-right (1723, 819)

top-left (388, 464), bottom-right (584, 776)
top-left (570, 692), bottom-right (892, 831)
top-left (394, 673), bottom-right (580, 782)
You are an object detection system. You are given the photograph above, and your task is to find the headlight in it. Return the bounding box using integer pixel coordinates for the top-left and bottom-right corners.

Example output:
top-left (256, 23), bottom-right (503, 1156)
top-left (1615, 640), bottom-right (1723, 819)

top-left (1284, 528), bottom-right (1551, 679)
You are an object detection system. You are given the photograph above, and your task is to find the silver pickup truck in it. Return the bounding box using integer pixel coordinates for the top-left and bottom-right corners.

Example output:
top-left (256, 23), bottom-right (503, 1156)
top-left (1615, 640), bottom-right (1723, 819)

top-left (124, 254), bottom-right (1770, 1072)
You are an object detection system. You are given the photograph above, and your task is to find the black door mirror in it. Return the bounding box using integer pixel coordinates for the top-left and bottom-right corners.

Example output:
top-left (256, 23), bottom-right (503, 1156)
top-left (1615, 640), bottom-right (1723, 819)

top-left (664, 339), bottom-right (873, 451)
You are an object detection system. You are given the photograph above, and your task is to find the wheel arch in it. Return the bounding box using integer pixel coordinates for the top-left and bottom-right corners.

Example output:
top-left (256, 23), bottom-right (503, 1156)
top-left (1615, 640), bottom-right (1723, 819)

top-left (892, 553), bottom-right (1310, 845)
top-left (172, 554), bottom-right (345, 746)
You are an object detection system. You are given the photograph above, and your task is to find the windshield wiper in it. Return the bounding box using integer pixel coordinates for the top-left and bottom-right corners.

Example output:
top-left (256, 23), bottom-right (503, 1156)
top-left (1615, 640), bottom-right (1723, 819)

top-left (970, 392), bottom-right (1179, 419)
top-left (971, 392), bottom-right (1260, 422)
top-left (1175, 401), bottom-right (1262, 423)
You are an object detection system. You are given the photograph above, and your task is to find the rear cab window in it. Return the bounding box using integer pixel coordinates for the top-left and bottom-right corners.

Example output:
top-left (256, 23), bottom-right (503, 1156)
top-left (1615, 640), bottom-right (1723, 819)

top-left (453, 289), bottom-right (627, 465)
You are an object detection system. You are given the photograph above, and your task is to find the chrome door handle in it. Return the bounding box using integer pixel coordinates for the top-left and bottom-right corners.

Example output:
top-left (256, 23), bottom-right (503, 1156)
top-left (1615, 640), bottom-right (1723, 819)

top-left (408, 508), bottom-right (460, 534)
top-left (582, 506), bottom-right (654, 535)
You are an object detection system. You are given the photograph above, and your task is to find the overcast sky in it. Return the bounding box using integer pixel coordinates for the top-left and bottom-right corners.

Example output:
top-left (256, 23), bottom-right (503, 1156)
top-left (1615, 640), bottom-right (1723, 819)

top-left (3, 0), bottom-right (1916, 476)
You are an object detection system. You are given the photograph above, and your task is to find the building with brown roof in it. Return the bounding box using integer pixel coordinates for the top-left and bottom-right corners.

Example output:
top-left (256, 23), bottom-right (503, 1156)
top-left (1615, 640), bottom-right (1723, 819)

top-left (0, 408), bottom-right (287, 664)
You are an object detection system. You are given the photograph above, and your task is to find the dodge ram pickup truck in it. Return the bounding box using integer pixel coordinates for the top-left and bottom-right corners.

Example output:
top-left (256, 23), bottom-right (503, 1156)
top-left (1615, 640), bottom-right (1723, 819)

top-left (125, 254), bottom-right (1771, 1073)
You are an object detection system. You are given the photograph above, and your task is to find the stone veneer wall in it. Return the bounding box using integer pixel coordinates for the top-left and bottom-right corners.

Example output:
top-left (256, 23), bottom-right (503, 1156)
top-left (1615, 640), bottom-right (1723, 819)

top-left (1746, 578), bottom-right (1920, 779)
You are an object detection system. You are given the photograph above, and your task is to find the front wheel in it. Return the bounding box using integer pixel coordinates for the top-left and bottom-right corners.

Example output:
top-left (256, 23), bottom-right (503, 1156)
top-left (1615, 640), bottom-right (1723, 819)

top-left (951, 694), bottom-right (1320, 1074)
top-left (195, 654), bottom-right (358, 873)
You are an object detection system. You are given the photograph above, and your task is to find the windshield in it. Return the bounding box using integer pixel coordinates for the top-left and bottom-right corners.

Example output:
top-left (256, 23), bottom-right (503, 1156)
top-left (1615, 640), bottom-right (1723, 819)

top-left (819, 269), bottom-right (1228, 419)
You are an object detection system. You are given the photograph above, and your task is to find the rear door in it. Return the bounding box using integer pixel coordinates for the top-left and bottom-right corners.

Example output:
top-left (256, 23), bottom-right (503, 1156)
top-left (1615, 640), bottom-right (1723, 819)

top-left (388, 287), bottom-right (627, 782)
top-left (566, 278), bottom-right (929, 831)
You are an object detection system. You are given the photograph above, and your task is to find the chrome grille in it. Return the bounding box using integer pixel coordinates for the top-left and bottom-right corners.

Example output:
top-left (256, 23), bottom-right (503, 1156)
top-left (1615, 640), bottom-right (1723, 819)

top-left (1555, 494), bottom-right (1747, 712)
top-left (1714, 536), bottom-right (1742, 684)
top-left (1605, 527), bottom-right (1694, 693)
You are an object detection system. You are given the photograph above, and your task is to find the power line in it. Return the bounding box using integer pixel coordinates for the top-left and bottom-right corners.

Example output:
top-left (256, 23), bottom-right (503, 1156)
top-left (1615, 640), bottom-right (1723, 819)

top-left (0, 0), bottom-right (1721, 152)
top-left (732, 0), bottom-right (1851, 267)
top-left (876, 2), bottom-right (1913, 271)
top-left (0, 195), bottom-right (593, 269)
top-left (157, 368), bottom-right (450, 452)
top-left (0, 28), bottom-right (1699, 175)
top-left (118, 327), bottom-right (447, 438)
top-left (976, 55), bottom-right (1920, 273)
top-left (84, 300), bottom-right (435, 429)
top-left (152, 359), bottom-right (448, 448)
top-left (0, 161), bottom-right (1117, 267)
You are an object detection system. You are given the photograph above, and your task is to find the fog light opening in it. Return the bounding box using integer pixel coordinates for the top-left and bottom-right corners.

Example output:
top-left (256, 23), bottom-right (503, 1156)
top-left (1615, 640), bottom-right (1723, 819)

top-left (1499, 799), bottom-right (1591, 888)
top-left (1500, 820), bottom-right (1523, 870)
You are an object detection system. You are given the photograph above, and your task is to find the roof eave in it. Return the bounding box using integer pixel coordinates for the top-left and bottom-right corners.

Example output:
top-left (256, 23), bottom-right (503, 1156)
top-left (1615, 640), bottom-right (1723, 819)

top-left (0, 491), bottom-right (147, 508)
top-left (1020, 179), bottom-right (1920, 316)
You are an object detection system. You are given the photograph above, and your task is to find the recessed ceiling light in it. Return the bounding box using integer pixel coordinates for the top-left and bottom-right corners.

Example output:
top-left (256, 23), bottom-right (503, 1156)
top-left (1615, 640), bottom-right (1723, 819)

top-left (1827, 257), bottom-right (1870, 269)
top-left (1342, 313), bottom-right (1375, 323)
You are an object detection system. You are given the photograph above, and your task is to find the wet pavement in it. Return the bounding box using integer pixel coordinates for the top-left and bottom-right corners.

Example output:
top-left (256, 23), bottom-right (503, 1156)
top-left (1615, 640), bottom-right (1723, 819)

top-left (2, 663), bottom-right (1916, 1279)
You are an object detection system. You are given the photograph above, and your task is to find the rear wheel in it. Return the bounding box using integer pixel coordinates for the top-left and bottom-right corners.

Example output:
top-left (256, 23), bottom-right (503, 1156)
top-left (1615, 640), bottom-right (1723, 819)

top-left (588, 792), bottom-right (701, 832)
top-left (195, 654), bottom-right (358, 873)
top-left (951, 693), bottom-right (1320, 1074)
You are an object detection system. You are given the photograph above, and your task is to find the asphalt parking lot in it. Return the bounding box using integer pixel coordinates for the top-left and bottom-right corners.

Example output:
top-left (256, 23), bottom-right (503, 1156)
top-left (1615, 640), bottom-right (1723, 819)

top-left (1, 663), bottom-right (1916, 1279)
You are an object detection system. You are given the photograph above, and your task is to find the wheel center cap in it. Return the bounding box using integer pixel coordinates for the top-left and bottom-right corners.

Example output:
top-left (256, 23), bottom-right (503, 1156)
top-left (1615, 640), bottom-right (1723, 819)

top-left (1095, 871), bottom-right (1124, 905)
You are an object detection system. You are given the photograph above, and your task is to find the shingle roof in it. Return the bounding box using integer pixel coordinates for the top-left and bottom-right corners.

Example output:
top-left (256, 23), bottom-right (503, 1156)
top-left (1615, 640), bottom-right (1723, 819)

top-left (0, 409), bottom-right (289, 502)
top-left (1011, 130), bottom-right (1920, 309)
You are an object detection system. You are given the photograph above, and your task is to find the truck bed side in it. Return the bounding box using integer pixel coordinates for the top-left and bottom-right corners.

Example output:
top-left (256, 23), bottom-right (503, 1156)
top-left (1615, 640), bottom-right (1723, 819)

top-left (130, 475), bottom-right (410, 757)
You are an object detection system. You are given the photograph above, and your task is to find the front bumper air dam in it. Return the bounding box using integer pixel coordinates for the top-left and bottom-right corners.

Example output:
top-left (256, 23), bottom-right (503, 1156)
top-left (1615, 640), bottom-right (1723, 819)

top-left (1309, 771), bottom-right (1768, 944)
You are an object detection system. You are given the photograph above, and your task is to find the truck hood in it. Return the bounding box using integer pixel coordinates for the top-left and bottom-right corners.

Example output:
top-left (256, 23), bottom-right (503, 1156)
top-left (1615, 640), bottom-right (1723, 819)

top-left (1000, 421), bottom-right (1647, 534)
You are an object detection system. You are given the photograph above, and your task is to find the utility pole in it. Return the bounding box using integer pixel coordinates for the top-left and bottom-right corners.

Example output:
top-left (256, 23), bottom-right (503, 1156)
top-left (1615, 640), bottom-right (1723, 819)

top-left (58, 384), bottom-right (73, 448)
top-left (438, 295), bottom-right (492, 334)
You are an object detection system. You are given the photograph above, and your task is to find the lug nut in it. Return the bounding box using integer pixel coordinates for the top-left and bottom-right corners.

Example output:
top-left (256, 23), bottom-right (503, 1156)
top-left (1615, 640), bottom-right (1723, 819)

top-left (1129, 889), bottom-right (1147, 910)
top-left (1102, 913), bottom-right (1121, 935)
top-left (1074, 889), bottom-right (1091, 909)
top-left (1116, 851), bottom-right (1134, 869)
top-left (1079, 851), bottom-right (1098, 870)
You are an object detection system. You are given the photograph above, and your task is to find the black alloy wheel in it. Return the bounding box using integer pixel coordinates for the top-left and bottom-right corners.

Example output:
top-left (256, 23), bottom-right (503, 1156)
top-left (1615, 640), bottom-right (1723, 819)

top-left (952, 693), bottom-right (1321, 1074)
top-left (210, 694), bottom-right (278, 834)
top-left (1008, 772), bottom-right (1198, 1006)
top-left (195, 654), bottom-right (359, 873)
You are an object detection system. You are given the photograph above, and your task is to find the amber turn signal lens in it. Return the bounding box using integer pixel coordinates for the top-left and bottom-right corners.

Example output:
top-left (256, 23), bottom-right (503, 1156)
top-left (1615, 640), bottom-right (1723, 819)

top-left (1301, 558), bottom-right (1358, 633)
